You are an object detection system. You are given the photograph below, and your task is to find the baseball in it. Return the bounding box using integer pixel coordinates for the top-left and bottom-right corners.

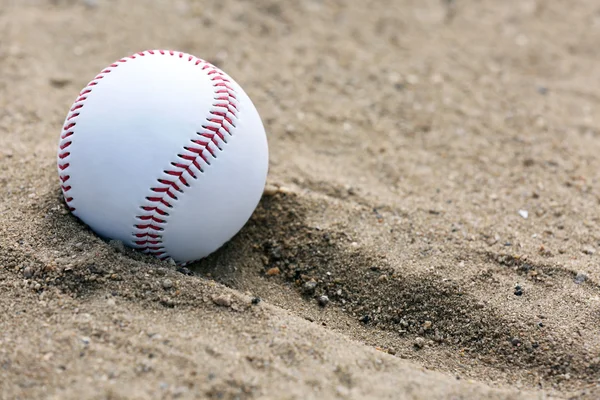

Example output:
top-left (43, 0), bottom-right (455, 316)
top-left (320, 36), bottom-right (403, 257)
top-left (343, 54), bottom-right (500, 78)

top-left (57, 50), bottom-right (269, 264)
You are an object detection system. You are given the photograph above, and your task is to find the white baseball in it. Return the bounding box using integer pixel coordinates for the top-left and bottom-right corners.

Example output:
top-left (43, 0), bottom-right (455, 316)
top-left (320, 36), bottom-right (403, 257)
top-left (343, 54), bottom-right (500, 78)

top-left (57, 50), bottom-right (269, 264)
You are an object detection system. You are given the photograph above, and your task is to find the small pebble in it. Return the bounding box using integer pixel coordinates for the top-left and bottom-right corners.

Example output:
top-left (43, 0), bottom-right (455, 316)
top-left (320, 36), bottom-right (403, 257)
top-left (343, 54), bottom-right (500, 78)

top-left (514, 285), bottom-right (523, 296)
top-left (162, 279), bottom-right (173, 289)
top-left (523, 158), bottom-right (535, 167)
top-left (212, 294), bottom-right (232, 307)
top-left (302, 280), bottom-right (317, 294)
top-left (422, 321), bottom-right (432, 331)
top-left (414, 337), bottom-right (425, 349)
top-left (263, 184), bottom-right (279, 196)
top-left (359, 315), bottom-right (371, 324)
top-left (574, 272), bottom-right (588, 284)
top-left (266, 267), bottom-right (280, 276)
top-left (518, 210), bottom-right (529, 219)
top-left (23, 266), bottom-right (34, 279)
top-left (511, 337), bottom-right (522, 347)
top-left (317, 295), bottom-right (329, 307)
top-left (251, 297), bottom-right (261, 305)
top-left (49, 77), bottom-right (72, 88)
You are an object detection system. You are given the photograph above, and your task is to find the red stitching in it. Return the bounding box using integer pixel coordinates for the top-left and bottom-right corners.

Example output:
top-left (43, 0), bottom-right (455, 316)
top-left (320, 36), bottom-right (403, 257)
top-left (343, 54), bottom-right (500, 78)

top-left (133, 54), bottom-right (239, 261)
top-left (58, 55), bottom-right (123, 212)
top-left (57, 50), bottom-right (239, 261)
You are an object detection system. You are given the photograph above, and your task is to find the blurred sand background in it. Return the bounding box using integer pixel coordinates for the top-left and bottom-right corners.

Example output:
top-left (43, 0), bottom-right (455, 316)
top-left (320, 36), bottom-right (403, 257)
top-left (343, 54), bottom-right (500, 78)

top-left (1, 0), bottom-right (600, 398)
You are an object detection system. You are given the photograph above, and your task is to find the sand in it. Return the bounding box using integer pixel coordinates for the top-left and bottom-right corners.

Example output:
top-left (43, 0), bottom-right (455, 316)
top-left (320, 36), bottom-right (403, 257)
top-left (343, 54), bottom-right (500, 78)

top-left (1, 0), bottom-right (600, 398)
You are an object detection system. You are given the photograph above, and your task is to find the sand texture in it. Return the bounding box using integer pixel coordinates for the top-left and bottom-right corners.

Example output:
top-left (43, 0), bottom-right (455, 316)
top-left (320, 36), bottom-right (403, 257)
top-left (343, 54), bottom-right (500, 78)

top-left (1, 0), bottom-right (600, 399)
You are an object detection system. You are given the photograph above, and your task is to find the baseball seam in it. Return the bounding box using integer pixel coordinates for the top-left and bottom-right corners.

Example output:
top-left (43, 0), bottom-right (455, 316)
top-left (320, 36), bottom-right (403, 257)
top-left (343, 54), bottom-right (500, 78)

top-left (57, 50), bottom-right (240, 263)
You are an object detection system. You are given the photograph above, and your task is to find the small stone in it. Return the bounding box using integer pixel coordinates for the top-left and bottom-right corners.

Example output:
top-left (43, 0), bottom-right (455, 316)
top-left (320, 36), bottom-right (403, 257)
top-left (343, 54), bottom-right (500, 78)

top-left (302, 280), bottom-right (317, 294)
top-left (518, 210), bottom-right (529, 219)
top-left (266, 267), bottom-right (280, 276)
top-left (359, 315), bottom-right (371, 324)
top-left (23, 266), bottom-right (34, 279)
top-left (514, 285), bottom-right (523, 296)
top-left (212, 294), bottom-right (232, 307)
top-left (422, 321), bottom-right (432, 331)
top-left (575, 272), bottom-right (588, 284)
top-left (251, 297), bottom-right (261, 305)
top-left (49, 77), bottom-right (72, 88)
top-left (277, 186), bottom-right (293, 194)
top-left (263, 184), bottom-right (279, 196)
top-left (511, 337), bottom-right (522, 347)
top-left (414, 337), bottom-right (425, 349)
top-left (317, 295), bottom-right (329, 307)
top-left (162, 279), bottom-right (173, 289)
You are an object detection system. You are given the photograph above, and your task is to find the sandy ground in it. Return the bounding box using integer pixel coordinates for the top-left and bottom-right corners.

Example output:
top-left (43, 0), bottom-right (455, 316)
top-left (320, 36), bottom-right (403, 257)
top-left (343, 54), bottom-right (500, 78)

top-left (2, 0), bottom-right (600, 398)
